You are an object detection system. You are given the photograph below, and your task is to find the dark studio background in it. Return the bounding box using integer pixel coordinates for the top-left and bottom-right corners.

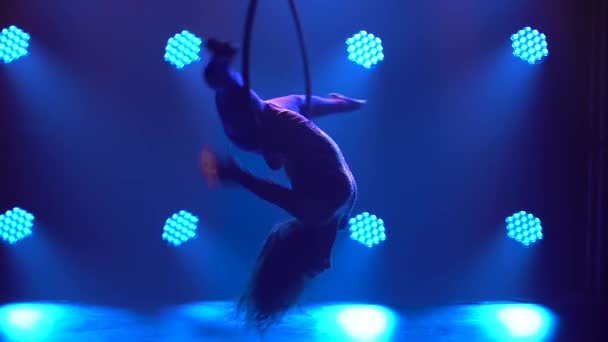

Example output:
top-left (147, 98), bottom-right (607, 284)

top-left (0, 0), bottom-right (606, 317)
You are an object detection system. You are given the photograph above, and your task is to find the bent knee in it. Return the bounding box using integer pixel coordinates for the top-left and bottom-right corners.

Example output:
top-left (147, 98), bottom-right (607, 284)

top-left (333, 173), bottom-right (357, 206)
top-left (305, 190), bottom-right (356, 225)
top-left (285, 94), bottom-right (305, 112)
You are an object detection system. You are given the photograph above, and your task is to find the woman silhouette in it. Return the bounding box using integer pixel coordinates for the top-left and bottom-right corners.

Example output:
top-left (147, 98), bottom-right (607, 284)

top-left (200, 38), bottom-right (361, 331)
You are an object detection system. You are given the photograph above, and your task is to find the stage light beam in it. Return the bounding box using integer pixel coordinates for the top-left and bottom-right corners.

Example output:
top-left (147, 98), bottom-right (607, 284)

top-left (162, 210), bottom-right (198, 247)
top-left (348, 212), bottom-right (386, 247)
top-left (346, 30), bottom-right (384, 69)
top-left (0, 26), bottom-right (30, 64)
top-left (164, 30), bottom-right (202, 70)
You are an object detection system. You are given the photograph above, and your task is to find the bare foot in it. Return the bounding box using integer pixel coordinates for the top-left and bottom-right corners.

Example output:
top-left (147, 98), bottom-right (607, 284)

top-left (200, 146), bottom-right (219, 188)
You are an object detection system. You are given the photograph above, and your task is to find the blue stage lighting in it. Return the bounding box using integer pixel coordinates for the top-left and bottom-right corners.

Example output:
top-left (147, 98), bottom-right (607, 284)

top-left (0, 208), bottom-right (34, 245)
top-left (505, 211), bottom-right (543, 246)
top-left (346, 30), bottom-right (384, 69)
top-left (162, 210), bottom-right (198, 246)
top-left (348, 212), bottom-right (386, 247)
top-left (164, 30), bottom-right (202, 69)
top-left (511, 27), bottom-right (549, 64)
top-left (335, 305), bottom-right (397, 341)
top-left (0, 26), bottom-right (30, 64)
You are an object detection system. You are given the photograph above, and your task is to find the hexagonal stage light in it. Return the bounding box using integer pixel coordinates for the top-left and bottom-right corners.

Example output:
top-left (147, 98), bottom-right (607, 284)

top-left (505, 210), bottom-right (543, 246)
top-left (164, 30), bottom-right (202, 69)
top-left (0, 26), bottom-right (30, 64)
top-left (0, 207), bottom-right (34, 245)
top-left (346, 30), bottom-right (384, 69)
top-left (348, 212), bottom-right (386, 248)
top-left (162, 210), bottom-right (199, 247)
top-left (511, 27), bottom-right (549, 64)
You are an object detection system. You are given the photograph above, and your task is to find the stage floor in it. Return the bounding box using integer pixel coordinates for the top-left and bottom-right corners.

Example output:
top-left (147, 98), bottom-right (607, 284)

top-left (0, 300), bottom-right (588, 341)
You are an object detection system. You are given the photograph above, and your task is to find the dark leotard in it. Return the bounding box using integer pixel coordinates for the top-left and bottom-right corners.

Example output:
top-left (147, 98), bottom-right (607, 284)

top-left (208, 61), bottom-right (356, 228)
top-left (253, 102), bottom-right (357, 228)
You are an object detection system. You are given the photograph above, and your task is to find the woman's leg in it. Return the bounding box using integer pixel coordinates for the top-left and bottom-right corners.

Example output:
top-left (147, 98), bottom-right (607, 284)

top-left (234, 166), bottom-right (356, 227)
top-left (266, 94), bottom-right (366, 119)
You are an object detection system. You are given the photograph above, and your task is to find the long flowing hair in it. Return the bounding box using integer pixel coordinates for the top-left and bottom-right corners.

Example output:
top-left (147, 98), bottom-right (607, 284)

top-left (236, 218), bottom-right (337, 332)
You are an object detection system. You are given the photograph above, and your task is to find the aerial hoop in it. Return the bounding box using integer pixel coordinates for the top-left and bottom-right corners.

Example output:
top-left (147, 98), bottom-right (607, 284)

top-left (242, 0), bottom-right (312, 121)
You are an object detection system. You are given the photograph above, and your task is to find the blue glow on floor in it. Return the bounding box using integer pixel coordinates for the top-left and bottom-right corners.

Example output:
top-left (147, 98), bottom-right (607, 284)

top-left (0, 304), bottom-right (62, 342)
top-left (0, 301), bottom-right (558, 341)
top-left (333, 305), bottom-right (397, 341)
top-left (480, 303), bottom-right (556, 340)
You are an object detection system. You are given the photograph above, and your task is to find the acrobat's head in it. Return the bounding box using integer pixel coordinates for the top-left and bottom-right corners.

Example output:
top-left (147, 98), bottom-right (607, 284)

top-left (237, 219), bottom-right (337, 331)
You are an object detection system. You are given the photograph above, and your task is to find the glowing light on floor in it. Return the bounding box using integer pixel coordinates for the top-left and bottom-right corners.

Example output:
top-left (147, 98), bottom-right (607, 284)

top-left (335, 305), bottom-right (396, 341)
top-left (0, 207), bottom-right (34, 245)
top-left (348, 212), bottom-right (386, 247)
top-left (0, 304), bottom-right (62, 342)
top-left (162, 210), bottom-right (198, 246)
top-left (0, 301), bottom-right (556, 341)
top-left (480, 303), bottom-right (556, 340)
top-left (164, 30), bottom-right (202, 69)
top-left (0, 26), bottom-right (30, 64)
top-left (346, 30), bottom-right (384, 69)
top-left (505, 210), bottom-right (543, 246)
top-left (511, 26), bottom-right (549, 64)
